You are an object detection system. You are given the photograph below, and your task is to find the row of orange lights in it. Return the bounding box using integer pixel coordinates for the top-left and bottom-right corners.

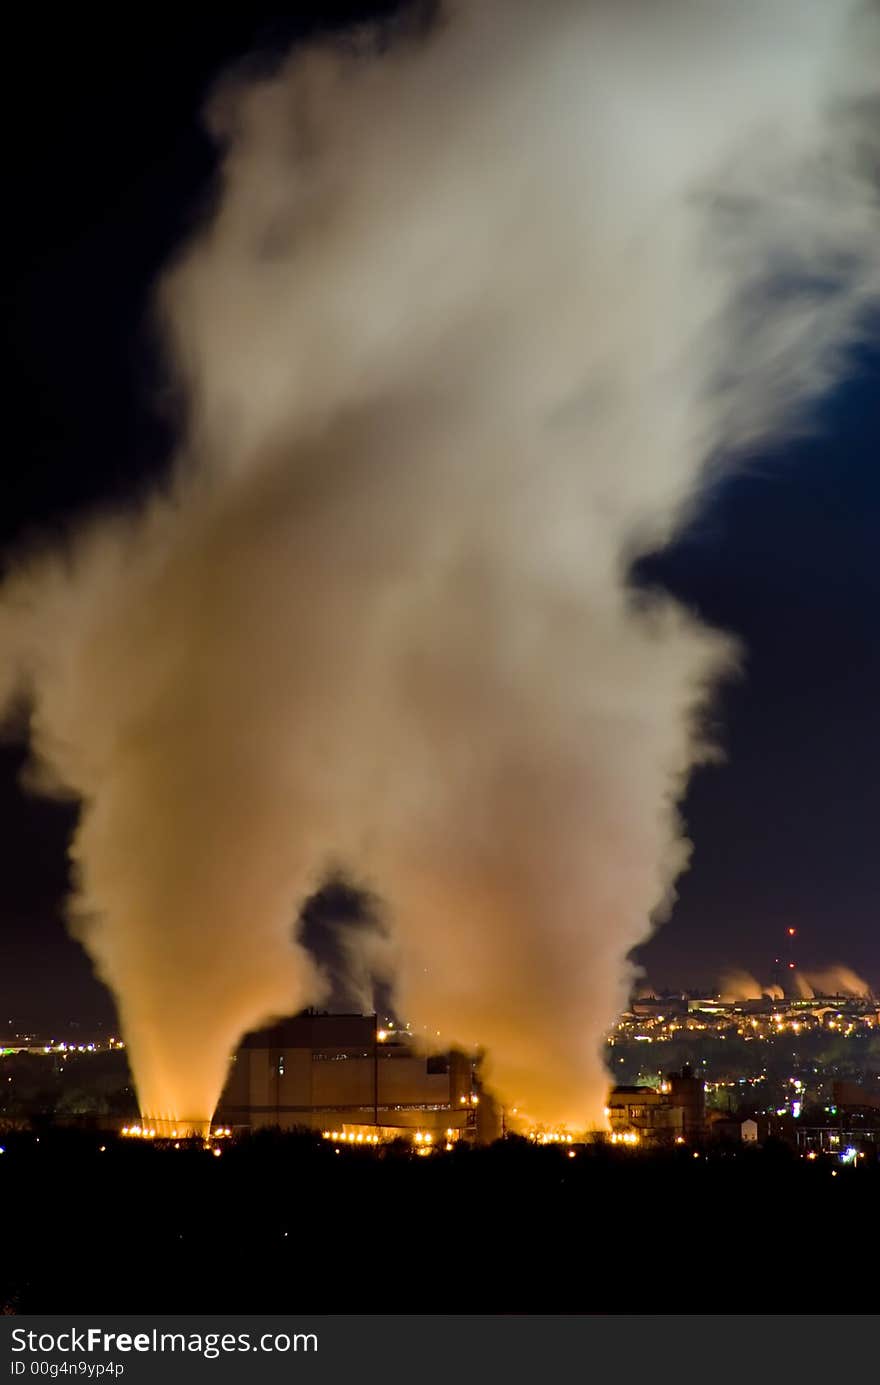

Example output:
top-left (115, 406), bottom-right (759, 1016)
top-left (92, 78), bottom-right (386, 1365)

top-left (323, 1131), bottom-right (381, 1144)
top-left (321, 1129), bottom-right (460, 1150)
top-left (121, 1125), bottom-right (233, 1140)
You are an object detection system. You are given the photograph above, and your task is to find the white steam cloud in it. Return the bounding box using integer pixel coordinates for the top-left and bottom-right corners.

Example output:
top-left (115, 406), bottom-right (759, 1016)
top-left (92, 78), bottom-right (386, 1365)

top-left (796, 966), bottom-right (872, 999)
top-left (720, 966), bottom-right (873, 1004)
top-left (1, 1), bottom-right (879, 1129)
top-left (719, 970), bottom-right (765, 1004)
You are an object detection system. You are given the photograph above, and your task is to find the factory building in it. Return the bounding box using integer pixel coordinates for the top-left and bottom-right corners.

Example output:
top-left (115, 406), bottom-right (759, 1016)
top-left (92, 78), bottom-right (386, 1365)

top-left (630, 995), bottom-right (689, 1019)
top-left (795, 1080), bottom-right (880, 1161)
top-left (796, 1122), bottom-right (880, 1159)
top-left (216, 1012), bottom-right (498, 1142)
top-left (606, 1066), bottom-right (706, 1145)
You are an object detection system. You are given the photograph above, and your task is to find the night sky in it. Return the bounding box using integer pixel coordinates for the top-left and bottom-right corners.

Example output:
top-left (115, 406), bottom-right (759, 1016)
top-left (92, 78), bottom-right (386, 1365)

top-left (2, 5), bottom-right (879, 1029)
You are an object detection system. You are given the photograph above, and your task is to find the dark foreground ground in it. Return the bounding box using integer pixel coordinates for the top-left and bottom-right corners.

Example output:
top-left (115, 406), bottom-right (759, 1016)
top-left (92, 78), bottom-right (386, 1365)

top-left (2, 1129), bottom-right (877, 1314)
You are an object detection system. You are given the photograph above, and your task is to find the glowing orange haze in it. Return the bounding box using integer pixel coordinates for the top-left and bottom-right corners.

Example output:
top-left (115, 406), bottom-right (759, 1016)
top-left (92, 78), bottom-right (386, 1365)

top-left (1, 1), bottom-right (879, 1132)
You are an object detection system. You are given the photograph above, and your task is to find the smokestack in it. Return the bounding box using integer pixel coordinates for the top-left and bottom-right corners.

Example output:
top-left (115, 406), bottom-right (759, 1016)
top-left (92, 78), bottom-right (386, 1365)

top-left (1, 1), bottom-right (879, 1130)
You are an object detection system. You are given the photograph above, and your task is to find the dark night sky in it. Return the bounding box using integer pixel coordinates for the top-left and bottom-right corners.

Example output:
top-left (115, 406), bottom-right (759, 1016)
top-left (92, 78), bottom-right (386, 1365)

top-left (1, 5), bottom-right (879, 1029)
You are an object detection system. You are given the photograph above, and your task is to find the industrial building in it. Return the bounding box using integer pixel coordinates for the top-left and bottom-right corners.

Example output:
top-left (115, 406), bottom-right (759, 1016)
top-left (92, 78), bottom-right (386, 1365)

top-left (606, 1066), bottom-right (706, 1145)
top-left (795, 1081), bottom-right (880, 1160)
top-left (796, 1121), bottom-right (880, 1159)
top-left (216, 1011), bottom-right (499, 1142)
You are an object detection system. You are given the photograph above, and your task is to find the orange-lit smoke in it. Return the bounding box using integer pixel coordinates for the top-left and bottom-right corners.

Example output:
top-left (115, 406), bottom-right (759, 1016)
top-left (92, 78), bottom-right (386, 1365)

top-left (723, 967), bottom-right (873, 1004)
top-left (762, 984), bottom-right (786, 1002)
top-left (719, 970), bottom-right (764, 1003)
top-left (801, 966), bottom-right (871, 999)
top-left (795, 972), bottom-right (815, 1000)
top-left (1, 2), bottom-right (879, 1129)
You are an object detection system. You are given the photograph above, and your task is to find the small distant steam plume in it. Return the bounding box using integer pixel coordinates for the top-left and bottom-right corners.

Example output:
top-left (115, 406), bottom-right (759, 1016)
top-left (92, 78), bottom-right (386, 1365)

top-left (1, 2), bottom-right (879, 1129)
top-left (721, 965), bottom-right (873, 1004)
top-left (719, 970), bottom-right (764, 1003)
top-left (802, 966), bottom-right (872, 999)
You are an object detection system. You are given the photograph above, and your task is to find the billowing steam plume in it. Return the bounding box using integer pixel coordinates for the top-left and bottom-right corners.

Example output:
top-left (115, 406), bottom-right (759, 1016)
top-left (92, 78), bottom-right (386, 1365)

top-left (719, 971), bottom-right (765, 1004)
top-left (720, 966), bottom-right (873, 1004)
top-left (1, 1), bottom-right (879, 1130)
top-left (796, 966), bottom-right (872, 1000)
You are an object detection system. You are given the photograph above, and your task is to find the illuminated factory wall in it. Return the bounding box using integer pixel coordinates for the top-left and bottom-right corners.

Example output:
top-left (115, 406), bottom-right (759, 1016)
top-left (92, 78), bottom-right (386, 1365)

top-left (607, 1066), bottom-right (706, 1145)
top-left (216, 1013), bottom-right (493, 1137)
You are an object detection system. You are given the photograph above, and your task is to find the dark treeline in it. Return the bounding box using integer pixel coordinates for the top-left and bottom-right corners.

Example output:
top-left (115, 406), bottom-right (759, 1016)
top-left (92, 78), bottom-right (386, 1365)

top-left (2, 1128), bottom-right (877, 1313)
top-left (0, 1050), bottom-right (136, 1121)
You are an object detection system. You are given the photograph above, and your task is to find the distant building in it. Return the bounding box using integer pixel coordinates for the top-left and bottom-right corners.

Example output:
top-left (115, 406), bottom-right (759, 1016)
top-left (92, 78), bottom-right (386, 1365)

top-left (216, 1012), bottom-right (500, 1142)
top-left (832, 1080), bottom-right (880, 1112)
top-left (796, 1081), bottom-right (880, 1160)
top-left (606, 1065), bottom-right (706, 1146)
top-left (630, 996), bottom-right (689, 1019)
top-left (687, 998), bottom-right (729, 1015)
top-left (796, 1121), bottom-right (880, 1159)
top-left (607, 1085), bottom-right (681, 1142)
top-left (709, 1114), bottom-right (759, 1144)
